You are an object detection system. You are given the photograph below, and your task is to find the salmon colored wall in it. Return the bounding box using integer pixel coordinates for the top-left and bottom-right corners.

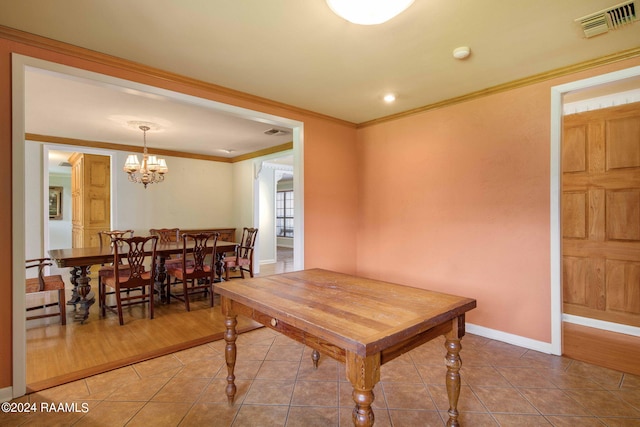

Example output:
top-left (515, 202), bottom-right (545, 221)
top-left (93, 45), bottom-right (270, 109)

top-left (0, 33), bottom-right (358, 390)
top-left (303, 118), bottom-right (359, 274)
top-left (356, 56), bottom-right (640, 343)
top-left (1, 27), bottom-right (638, 392)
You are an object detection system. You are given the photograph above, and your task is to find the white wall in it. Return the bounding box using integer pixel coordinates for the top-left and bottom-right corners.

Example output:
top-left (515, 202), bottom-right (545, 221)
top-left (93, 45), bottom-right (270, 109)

top-left (24, 141), bottom-right (43, 260)
top-left (258, 167), bottom-right (276, 264)
top-left (231, 159), bottom-right (265, 273)
top-left (48, 173), bottom-right (72, 250)
top-left (112, 151), bottom-right (234, 234)
top-left (25, 144), bottom-right (286, 276)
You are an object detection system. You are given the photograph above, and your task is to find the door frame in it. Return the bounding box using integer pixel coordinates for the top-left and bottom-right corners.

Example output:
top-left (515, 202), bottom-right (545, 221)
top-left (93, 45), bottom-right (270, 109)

top-left (12, 53), bottom-right (305, 398)
top-left (549, 65), bottom-right (640, 355)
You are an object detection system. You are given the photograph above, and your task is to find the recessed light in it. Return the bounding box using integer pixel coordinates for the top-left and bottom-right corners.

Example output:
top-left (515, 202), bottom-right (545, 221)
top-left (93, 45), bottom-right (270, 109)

top-left (383, 94), bottom-right (396, 103)
top-left (453, 46), bottom-right (471, 59)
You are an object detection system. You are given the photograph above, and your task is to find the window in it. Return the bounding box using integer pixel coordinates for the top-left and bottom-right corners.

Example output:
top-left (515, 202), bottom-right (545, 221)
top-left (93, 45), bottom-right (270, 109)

top-left (276, 190), bottom-right (294, 237)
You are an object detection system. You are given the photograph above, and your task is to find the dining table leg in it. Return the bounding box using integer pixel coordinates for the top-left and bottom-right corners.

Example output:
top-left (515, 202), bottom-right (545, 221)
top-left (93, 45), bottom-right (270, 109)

top-left (311, 349), bottom-right (320, 369)
top-left (154, 255), bottom-right (168, 303)
top-left (222, 296), bottom-right (238, 405)
top-left (346, 351), bottom-right (379, 427)
top-left (444, 315), bottom-right (465, 427)
top-left (215, 252), bottom-right (226, 282)
top-left (66, 266), bottom-right (81, 308)
top-left (73, 265), bottom-right (95, 324)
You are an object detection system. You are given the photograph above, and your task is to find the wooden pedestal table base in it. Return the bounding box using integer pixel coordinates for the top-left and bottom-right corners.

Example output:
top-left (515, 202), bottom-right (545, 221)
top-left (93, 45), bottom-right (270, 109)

top-left (68, 265), bottom-right (95, 324)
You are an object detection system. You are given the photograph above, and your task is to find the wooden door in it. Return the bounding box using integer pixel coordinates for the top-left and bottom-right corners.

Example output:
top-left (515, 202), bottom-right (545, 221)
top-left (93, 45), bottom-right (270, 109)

top-left (69, 153), bottom-right (111, 248)
top-left (562, 102), bottom-right (640, 328)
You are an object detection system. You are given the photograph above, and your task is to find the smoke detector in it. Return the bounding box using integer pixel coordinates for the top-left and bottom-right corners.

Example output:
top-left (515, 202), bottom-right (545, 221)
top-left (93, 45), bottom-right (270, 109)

top-left (264, 128), bottom-right (289, 136)
top-left (576, 1), bottom-right (637, 38)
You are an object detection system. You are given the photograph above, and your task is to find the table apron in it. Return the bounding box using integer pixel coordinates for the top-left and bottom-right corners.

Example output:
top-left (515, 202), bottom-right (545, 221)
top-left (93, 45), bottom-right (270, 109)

top-left (230, 300), bottom-right (461, 367)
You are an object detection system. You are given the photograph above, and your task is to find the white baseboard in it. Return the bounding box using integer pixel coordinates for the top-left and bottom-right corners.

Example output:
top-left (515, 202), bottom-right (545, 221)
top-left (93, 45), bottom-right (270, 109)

top-left (466, 323), bottom-right (555, 355)
top-left (259, 259), bottom-right (276, 265)
top-left (0, 386), bottom-right (13, 402)
top-left (562, 314), bottom-right (640, 337)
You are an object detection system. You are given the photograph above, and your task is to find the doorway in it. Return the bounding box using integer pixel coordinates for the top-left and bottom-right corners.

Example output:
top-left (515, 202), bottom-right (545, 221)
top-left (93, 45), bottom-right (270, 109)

top-left (12, 54), bottom-right (305, 398)
top-left (550, 65), bottom-right (640, 369)
top-left (256, 155), bottom-right (295, 275)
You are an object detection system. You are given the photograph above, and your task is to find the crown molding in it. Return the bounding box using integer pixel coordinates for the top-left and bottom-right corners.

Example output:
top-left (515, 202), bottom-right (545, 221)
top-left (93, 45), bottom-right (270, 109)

top-left (0, 25), bottom-right (356, 128)
top-left (26, 133), bottom-right (291, 163)
top-left (3, 24), bottom-right (638, 131)
top-left (358, 46), bottom-right (640, 128)
top-left (229, 142), bottom-right (293, 163)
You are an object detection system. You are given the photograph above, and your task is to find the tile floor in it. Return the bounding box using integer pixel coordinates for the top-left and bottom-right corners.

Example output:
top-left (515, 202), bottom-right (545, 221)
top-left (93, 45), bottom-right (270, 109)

top-left (4, 327), bottom-right (640, 426)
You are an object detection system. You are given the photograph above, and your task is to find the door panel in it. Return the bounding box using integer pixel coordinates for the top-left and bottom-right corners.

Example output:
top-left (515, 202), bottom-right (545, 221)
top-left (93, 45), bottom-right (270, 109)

top-left (563, 102), bottom-right (640, 328)
top-left (607, 115), bottom-right (640, 169)
top-left (562, 192), bottom-right (587, 239)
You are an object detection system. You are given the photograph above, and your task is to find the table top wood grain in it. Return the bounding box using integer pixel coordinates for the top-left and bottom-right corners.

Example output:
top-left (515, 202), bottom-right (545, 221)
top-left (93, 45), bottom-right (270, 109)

top-left (215, 268), bottom-right (476, 357)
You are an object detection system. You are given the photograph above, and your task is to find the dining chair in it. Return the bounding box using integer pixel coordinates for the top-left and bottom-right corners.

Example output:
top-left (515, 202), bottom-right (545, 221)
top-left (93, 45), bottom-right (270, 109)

top-left (166, 232), bottom-right (219, 311)
top-left (98, 229), bottom-right (135, 251)
top-left (97, 230), bottom-right (134, 277)
top-left (100, 235), bottom-right (158, 325)
top-left (224, 227), bottom-right (258, 280)
top-left (97, 230), bottom-right (135, 308)
top-left (149, 228), bottom-right (180, 244)
top-left (25, 258), bottom-right (66, 325)
top-left (149, 228), bottom-right (183, 269)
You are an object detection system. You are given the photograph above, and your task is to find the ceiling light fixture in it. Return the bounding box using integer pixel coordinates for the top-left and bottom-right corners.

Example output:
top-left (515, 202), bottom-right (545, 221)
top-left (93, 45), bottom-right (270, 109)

top-left (453, 46), bottom-right (471, 59)
top-left (383, 93), bottom-right (396, 103)
top-left (326, 0), bottom-right (414, 25)
top-left (123, 122), bottom-right (168, 188)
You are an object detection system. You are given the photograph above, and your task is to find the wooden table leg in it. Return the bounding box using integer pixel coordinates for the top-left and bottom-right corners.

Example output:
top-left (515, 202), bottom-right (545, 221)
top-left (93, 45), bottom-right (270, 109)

top-left (74, 265), bottom-right (95, 324)
top-left (311, 349), bottom-right (320, 369)
top-left (154, 255), bottom-right (167, 303)
top-left (444, 315), bottom-right (465, 427)
top-left (222, 296), bottom-right (238, 405)
top-left (67, 266), bottom-right (81, 308)
top-left (346, 351), bottom-right (380, 427)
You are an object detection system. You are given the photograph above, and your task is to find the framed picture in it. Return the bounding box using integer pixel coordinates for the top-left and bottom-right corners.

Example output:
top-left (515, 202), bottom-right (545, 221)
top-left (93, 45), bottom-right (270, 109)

top-left (49, 186), bottom-right (63, 220)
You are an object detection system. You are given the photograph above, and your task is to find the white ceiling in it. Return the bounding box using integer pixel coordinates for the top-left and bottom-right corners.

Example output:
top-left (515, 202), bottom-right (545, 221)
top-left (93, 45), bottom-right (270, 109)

top-left (2, 0), bottom-right (640, 168)
top-left (25, 67), bottom-right (294, 156)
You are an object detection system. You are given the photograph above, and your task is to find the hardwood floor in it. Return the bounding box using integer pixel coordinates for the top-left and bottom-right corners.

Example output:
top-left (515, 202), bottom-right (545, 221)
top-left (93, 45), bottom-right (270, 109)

top-left (563, 322), bottom-right (640, 377)
top-left (26, 247), bottom-right (295, 392)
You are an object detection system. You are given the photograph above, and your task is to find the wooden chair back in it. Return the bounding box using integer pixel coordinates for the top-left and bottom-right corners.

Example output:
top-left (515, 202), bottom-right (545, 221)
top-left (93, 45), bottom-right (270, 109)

top-left (179, 232), bottom-right (219, 282)
top-left (112, 235), bottom-right (158, 290)
top-left (98, 229), bottom-right (134, 251)
top-left (102, 235), bottom-right (158, 325)
top-left (25, 257), bottom-right (66, 325)
top-left (25, 257), bottom-right (54, 292)
top-left (237, 227), bottom-right (258, 261)
top-left (223, 227), bottom-right (258, 280)
top-left (149, 228), bottom-right (180, 244)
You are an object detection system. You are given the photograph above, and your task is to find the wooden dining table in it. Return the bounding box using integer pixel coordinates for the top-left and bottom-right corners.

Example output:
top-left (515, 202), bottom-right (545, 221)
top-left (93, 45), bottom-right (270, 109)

top-left (216, 268), bottom-right (477, 427)
top-left (49, 240), bottom-right (238, 323)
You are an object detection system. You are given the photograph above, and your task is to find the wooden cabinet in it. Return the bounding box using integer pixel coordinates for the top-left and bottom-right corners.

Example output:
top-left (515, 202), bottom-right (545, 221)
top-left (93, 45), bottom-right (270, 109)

top-left (69, 153), bottom-right (111, 248)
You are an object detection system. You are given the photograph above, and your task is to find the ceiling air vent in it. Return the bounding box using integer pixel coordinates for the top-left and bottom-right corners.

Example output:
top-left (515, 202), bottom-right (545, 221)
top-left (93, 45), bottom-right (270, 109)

top-left (264, 128), bottom-right (289, 136)
top-left (576, 1), bottom-right (638, 37)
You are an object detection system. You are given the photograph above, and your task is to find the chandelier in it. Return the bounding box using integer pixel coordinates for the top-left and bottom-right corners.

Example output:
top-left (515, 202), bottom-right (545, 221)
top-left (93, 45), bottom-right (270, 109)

top-left (326, 0), bottom-right (414, 25)
top-left (123, 123), bottom-right (168, 188)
